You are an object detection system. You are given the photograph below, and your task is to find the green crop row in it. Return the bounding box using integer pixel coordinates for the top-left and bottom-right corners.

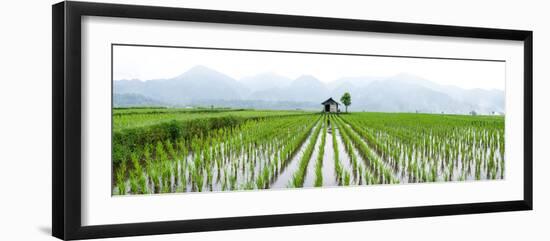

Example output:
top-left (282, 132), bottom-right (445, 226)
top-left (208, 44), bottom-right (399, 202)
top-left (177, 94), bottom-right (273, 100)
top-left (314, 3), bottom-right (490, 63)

top-left (113, 110), bottom-right (505, 194)
top-left (290, 119), bottom-right (322, 188)
top-left (339, 112), bottom-right (504, 183)
top-left (113, 113), bottom-right (319, 194)
top-left (334, 116), bottom-right (399, 184)
top-left (314, 116), bottom-right (328, 187)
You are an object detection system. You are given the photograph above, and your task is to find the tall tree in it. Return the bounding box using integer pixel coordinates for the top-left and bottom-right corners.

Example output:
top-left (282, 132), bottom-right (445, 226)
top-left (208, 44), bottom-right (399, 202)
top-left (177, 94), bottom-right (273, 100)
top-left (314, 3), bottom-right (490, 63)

top-left (340, 92), bottom-right (351, 113)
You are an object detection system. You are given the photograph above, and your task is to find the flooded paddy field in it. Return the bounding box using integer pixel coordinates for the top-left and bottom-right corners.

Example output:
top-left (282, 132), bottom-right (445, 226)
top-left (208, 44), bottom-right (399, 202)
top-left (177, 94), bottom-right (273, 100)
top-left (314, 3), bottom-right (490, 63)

top-left (112, 108), bottom-right (505, 195)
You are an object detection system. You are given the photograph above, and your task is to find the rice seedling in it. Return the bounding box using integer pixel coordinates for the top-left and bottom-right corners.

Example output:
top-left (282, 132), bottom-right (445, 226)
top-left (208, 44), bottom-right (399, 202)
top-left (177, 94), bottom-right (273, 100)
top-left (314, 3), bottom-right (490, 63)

top-left (314, 117), bottom-right (327, 187)
top-left (129, 171), bottom-right (139, 194)
top-left (115, 158), bottom-right (127, 195)
top-left (334, 116), bottom-right (397, 184)
top-left (113, 108), bottom-right (504, 195)
top-left (336, 117), bottom-right (370, 185)
top-left (343, 171), bottom-right (351, 186)
top-left (332, 116), bottom-right (344, 184)
top-left (290, 120), bottom-right (322, 188)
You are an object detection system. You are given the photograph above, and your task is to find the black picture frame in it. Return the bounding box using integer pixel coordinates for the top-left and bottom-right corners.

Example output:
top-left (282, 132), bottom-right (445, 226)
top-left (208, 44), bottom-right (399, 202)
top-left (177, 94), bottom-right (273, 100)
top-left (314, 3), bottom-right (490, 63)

top-left (52, 1), bottom-right (533, 240)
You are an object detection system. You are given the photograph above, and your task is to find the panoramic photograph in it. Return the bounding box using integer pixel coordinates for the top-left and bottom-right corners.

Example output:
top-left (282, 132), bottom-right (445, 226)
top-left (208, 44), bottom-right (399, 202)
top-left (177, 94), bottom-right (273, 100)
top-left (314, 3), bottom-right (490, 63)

top-left (112, 45), bottom-right (505, 195)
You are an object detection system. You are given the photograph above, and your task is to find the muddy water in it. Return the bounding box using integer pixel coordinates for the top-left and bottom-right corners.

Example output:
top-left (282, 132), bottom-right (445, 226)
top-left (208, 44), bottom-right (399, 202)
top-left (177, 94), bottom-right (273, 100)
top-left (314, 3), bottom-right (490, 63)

top-left (115, 116), bottom-right (504, 195)
top-left (341, 121), bottom-right (503, 184)
top-left (394, 132), bottom-right (502, 183)
top-left (340, 135), bottom-right (371, 185)
top-left (340, 121), bottom-right (401, 183)
top-left (303, 123), bottom-right (324, 187)
top-left (271, 122), bottom-right (319, 189)
top-left (321, 124), bottom-right (338, 187)
top-left (333, 127), bottom-right (355, 182)
top-left (174, 127), bottom-right (320, 192)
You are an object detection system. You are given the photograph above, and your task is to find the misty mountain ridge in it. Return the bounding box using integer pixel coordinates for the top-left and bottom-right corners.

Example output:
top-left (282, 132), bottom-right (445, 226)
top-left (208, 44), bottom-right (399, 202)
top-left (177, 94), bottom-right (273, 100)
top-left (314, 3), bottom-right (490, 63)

top-left (114, 65), bottom-right (505, 114)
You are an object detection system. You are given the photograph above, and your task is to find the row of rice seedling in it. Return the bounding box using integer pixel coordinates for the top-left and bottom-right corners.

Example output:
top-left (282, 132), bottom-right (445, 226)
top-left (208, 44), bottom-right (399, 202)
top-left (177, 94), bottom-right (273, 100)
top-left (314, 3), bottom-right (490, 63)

top-left (270, 116), bottom-right (321, 189)
top-left (252, 118), bottom-right (316, 190)
top-left (339, 113), bottom-right (504, 183)
top-left (329, 115), bottom-right (351, 185)
top-left (112, 108), bottom-right (312, 167)
top-left (334, 117), bottom-right (378, 185)
top-left (289, 119), bottom-right (323, 188)
top-left (314, 115), bottom-right (328, 187)
top-left (331, 117), bottom-right (370, 186)
top-left (113, 110), bottom-right (504, 194)
top-left (181, 114), bottom-right (319, 192)
top-left (334, 115), bottom-right (399, 184)
top-left (113, 114), bottom-right (320, 194)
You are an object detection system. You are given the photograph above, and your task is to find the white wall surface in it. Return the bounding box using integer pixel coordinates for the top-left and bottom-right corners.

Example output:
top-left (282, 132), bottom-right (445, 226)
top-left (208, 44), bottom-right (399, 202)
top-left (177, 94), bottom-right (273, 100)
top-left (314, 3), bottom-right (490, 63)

top-left (0, 0), bottom-right (548, 240)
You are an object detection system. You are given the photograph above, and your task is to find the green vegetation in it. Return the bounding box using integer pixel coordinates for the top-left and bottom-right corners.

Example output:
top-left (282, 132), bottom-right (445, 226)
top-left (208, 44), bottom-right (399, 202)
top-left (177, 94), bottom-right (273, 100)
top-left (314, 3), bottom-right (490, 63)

top-left (314, 116), bottom-right (328, 187)
top-left (112, 108), bottom-right (504, 195)
top-left (113, 108), bottom-right (306, 130)
top-left (290, 119), bottom-right (322, 188)
top-left (331, 115), bottom-right (347, 185)
top-left (340, 92), bottom-right (352, 113)
top-left (338, 112), bottom-right (504, 183)
top-left (113, 108), bottom-right (310, 166)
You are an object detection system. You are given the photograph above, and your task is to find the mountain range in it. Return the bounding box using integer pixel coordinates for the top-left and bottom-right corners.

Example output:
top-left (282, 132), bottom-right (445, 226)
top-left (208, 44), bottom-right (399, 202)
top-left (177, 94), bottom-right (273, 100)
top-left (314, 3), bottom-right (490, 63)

top-left (113, 65), bottom-right (505, 114)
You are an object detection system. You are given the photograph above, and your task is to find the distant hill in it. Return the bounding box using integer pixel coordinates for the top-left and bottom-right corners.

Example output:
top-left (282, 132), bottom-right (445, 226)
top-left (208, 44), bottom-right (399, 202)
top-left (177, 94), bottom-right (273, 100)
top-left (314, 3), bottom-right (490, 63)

top-left (113, 93), bottom-right (165, 107)
top-left (114, 66), bottom-right (246, 105)
top-left (113, 65), bottom-right (505, 114)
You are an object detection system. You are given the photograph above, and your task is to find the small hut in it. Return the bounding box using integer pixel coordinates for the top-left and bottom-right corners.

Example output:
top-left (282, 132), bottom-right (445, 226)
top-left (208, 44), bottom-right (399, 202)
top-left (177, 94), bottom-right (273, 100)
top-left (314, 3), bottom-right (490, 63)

top-left (321, 98), bottom-right (340, 113)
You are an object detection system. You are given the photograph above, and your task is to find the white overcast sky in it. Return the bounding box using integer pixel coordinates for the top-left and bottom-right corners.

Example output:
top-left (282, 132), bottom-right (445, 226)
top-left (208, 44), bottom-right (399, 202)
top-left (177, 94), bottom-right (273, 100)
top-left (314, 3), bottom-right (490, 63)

top-left (113, 45), bottom-right (505, 91)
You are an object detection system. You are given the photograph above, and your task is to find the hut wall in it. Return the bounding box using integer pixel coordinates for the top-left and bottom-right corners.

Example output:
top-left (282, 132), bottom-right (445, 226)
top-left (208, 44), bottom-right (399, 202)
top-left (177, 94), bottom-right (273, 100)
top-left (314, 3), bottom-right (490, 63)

top-left (330, 104), bottom-right (337, 113)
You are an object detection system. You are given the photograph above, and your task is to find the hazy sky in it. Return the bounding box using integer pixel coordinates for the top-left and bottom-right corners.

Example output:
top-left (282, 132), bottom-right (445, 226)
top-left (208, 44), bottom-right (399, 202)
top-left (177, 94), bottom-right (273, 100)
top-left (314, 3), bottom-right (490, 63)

top-left (113, 45), bottom-right (505, 91)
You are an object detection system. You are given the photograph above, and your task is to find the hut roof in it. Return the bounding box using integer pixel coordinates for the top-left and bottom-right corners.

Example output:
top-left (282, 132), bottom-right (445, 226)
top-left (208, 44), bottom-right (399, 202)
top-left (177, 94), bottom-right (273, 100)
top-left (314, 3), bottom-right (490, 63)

top-left (321, 97), bottom-right (340, 105)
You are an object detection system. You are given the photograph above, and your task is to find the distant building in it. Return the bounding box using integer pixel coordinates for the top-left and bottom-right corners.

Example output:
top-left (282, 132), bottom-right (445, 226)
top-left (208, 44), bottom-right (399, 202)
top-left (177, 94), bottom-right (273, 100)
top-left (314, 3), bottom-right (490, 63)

top-left (321, 98), bottom-right (340, 113)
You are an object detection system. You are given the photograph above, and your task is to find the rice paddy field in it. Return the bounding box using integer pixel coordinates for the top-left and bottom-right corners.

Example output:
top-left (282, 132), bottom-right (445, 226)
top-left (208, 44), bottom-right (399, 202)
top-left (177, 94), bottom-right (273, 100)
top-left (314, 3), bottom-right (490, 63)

top-left (112, 108), bottom-right (505, 195)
